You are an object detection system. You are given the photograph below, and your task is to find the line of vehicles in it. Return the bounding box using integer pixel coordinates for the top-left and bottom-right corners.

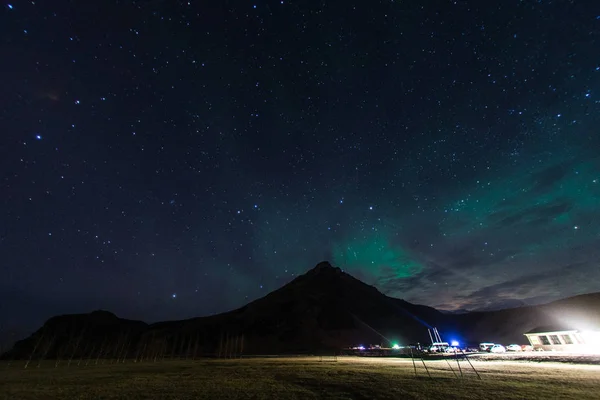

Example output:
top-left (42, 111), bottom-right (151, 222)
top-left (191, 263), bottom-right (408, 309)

top-left (478, 342), bottom-right (534, 353)
top-left (347, 341), bottom-right (535, 355)
top-left (425, 342), bottom-right (533, 353)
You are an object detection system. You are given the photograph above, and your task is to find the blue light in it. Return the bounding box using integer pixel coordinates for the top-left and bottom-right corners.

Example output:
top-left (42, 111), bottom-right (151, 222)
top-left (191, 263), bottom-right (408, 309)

top-left (451, 340), bottom-right (459, 347)
top-left (8, 4), bottom-right (13, 9)
top-left (35, 135), bottom-right (42, 140)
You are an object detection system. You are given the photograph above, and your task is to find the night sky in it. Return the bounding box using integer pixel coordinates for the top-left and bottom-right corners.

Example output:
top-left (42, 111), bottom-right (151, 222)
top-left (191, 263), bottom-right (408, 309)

top-left (2, 0), bottom-right (600, 334)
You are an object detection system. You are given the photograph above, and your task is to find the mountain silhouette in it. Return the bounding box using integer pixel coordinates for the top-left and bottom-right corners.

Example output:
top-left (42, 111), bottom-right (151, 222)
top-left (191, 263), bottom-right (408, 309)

top-left (3, 262), bottom-right (600, 359)
top-left (453, 292), bottom-right (600, 344)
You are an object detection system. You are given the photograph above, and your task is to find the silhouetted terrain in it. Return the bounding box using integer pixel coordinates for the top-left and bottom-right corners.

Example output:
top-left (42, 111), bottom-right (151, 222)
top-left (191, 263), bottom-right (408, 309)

top-left (454, 292), bottom-right (600, 344)
top-left (2, 262), bottom-right (600, 360)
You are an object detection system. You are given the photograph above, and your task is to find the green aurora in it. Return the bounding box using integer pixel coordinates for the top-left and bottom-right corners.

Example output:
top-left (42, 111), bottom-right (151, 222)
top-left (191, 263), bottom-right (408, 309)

top-left (331, 231), bottom-right (424, 285)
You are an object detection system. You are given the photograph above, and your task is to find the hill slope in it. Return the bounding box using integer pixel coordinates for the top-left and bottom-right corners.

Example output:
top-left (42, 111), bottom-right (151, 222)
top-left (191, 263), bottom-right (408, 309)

top-left (145, 262), bottom-right (451, 354)
top-left (455, 292), bottom-right (600, 344)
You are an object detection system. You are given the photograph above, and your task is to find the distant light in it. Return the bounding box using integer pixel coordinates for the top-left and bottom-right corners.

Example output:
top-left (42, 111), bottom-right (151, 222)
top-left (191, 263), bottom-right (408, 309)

top-left (574, 226), bottom-right (579, 230)
top-left (172, 293), bottom-right (177, 298)
top-left (451, 340), bottom-right (459, 347)
top-left (35, 134), bottom-right (42, 140)
top-left (369, 206), bottom-right (373, 210)
top-left (358, 345), bottom-right (365, 350)
top-left (75, 100), bottom-right (80, 104)
top-left (8, 4), bottom-right (13, 9)
top-left (392, 344), bottom-right (400, 350)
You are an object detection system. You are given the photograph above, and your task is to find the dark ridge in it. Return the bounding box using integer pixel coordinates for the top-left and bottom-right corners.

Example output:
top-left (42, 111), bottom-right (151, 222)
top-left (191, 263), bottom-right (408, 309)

top-left (2, 261), bottom-right (599, 359)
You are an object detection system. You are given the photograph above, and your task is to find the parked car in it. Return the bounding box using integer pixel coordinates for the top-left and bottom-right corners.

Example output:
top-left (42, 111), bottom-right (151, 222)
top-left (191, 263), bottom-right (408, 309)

top-left (506, 344), bottom-right (522, 352)
top-left (428, 342), bottom-right (450, 353)
top-left (479, 342), bottom-right (495, 352)
top-left (521, 345), bottom-right (533, 352)
top-left (489, 344), bottom-right (506, 353)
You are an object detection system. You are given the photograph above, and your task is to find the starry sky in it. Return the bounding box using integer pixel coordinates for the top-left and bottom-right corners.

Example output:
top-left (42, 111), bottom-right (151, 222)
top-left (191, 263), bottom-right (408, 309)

top-left (2, 0), bottom-right (600, 334)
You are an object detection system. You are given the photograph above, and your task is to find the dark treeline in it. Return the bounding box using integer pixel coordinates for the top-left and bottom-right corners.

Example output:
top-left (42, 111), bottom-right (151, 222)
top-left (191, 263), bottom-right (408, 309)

top-left (3, 311), bottom-right (249, 366)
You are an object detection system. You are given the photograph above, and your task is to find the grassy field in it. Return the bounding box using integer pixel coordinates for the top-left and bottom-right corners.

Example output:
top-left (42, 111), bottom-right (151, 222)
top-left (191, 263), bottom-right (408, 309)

top-left (1, 356), bottom-right (599, 399)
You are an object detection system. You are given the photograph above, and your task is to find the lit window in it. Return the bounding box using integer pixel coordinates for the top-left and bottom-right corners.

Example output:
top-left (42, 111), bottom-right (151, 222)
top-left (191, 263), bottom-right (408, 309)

top-left (539, 335), bottom-right (551, 345)
top-left (549, 335), bottom-right (561, 345)
top-left (529, 336), bottom-right (540, 345)
top-left (561, 335), bottom-right (573, 344)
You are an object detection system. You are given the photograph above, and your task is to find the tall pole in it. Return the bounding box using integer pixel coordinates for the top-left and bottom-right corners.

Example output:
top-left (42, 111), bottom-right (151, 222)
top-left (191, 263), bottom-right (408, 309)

top-left (410, 347), bottom-right (417, 377)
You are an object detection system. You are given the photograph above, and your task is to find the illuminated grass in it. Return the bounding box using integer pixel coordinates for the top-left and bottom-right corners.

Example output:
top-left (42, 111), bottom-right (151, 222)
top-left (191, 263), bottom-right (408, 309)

top-left (1, 357), bottom-right (599, 399)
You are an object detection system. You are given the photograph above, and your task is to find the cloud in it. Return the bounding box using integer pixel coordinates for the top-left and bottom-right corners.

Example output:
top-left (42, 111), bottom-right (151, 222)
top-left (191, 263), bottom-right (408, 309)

top-left (529, 160), bottom-right (577, 194)
top-left (374, 258), bottom-right (474, 307)
top-left (488, 201), bottom-right (572, 228)
top-left (449, 260), bottom-right (599, 311)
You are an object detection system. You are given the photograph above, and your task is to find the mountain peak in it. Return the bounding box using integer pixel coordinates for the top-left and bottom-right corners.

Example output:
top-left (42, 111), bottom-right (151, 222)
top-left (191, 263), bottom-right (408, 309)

top-left (305, 261), bottom-right (343, 277)
top-left (312, 261), bottom-right (338, 272)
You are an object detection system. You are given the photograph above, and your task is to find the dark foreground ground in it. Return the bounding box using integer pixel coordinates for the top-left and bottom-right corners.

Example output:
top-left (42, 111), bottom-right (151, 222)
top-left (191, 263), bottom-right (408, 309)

top-left (1, 356), bottom-right (600, 399)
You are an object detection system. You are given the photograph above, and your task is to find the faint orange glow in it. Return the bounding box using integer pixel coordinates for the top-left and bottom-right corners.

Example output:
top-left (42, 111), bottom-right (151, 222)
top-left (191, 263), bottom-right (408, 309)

top-left (38, 91), bottom-right (60, 102)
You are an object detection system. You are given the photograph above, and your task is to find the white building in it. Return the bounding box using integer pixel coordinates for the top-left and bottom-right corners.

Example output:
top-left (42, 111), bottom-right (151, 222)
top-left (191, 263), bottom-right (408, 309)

top-left (524, 326), bottom-right (600, 353)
